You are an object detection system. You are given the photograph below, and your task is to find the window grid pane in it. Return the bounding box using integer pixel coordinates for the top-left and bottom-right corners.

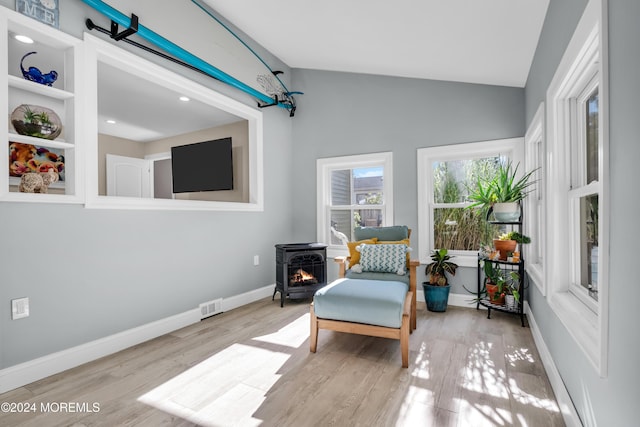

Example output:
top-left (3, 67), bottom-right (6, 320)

top-left (353, 167), bottom-right (383, 205)
top-left (586, 89), bottom-right (599, 184)
top-left (433, 207), bottom-right (498, 251)
top-left (432, 157), bottom-right (501, 204)
top-left (431, 156), bottom-right (502, 253)
top-left (330, 210), bottom-right (352, 245)
top-left (579, 194), bottom-right (599, 301)
top-left (331, 169), bottom-right (351, 206)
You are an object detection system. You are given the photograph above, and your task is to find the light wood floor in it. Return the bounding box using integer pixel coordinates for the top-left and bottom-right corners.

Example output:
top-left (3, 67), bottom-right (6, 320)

top-left (0, 298), bottom-right (565, 427)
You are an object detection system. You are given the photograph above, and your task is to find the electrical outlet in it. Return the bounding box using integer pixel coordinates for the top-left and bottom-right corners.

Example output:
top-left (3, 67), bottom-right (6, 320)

top-left (12, 297), bottom-right (29, 320)
top-left (253, 255), bottom-right (259, 266)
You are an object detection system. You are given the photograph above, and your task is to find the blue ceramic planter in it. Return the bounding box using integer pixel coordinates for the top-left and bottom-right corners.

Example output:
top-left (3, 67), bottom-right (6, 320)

top-left (423, 283), bottom-right (451, 312)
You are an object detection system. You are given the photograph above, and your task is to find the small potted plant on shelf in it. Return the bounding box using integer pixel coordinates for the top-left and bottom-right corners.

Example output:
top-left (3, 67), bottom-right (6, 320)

top-left (483, 260), bottom-right (506, 305)
top-left (504, 272), bottom-right (521, 310)
top-left (467, 160), bottom-right (537, 221)
top-left (493, 231), bottom-right (531, 261)
top-left (423, 249), bottom-right (458, 312)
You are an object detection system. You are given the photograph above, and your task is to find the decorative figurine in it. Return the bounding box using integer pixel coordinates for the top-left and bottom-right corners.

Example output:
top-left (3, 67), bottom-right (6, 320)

top-left (20, 51), bottom-right (58, 86)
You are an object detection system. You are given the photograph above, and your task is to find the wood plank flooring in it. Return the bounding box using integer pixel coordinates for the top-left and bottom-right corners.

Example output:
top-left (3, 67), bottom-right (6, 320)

top-left (0, 298), bottom-right (565, 427)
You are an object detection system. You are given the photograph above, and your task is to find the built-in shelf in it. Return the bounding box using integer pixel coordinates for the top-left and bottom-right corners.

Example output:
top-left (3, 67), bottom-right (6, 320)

top-left (8, 132), bottom-right (73, 149)
top-left (2, 6), bottom-right (82, 203)
top-left (8, 75), bottom-right (74, 100)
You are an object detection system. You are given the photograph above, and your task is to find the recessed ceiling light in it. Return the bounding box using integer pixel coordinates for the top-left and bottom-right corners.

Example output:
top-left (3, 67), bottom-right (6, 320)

top-left (106, 119), bottom-right (116, 124)
top-left (179, 96), bottom-right (190, 102)
top-left (15, 34), bottom-right (34, 44)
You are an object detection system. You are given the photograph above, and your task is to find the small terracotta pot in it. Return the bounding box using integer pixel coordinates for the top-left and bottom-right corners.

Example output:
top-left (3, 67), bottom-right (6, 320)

top-left (486, 282), bottom-right (505, 305)
top-left (493, 239), bottom-right (517, 261)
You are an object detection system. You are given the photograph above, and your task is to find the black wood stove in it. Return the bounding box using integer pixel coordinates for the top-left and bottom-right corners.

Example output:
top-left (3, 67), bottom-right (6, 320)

top-left (274, 243), bottom-right (327, 307)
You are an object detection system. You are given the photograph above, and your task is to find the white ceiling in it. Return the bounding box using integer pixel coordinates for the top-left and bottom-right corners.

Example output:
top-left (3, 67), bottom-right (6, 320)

top-left (202, 0), bottom-right (550, 88)
top-left (96, 62), bottom-right (242, 142)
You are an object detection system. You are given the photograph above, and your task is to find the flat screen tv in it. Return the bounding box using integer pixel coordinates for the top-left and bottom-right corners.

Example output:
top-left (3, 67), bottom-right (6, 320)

top-left (171, 137), bottom-right (233, 193)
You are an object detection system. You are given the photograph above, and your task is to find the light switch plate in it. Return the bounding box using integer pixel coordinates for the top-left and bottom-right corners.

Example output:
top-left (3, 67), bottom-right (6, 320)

top-left (12, 297), bottom-right (29, 320)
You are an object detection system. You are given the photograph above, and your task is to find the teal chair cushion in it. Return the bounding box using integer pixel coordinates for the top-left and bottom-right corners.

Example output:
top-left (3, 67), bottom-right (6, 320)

top-left (314, 278), bottom-right (408, 328)
top-left (354, 225), bottom-right (409, 242)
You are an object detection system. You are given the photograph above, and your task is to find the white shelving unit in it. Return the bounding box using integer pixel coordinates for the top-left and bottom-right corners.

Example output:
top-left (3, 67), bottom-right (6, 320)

top-left (1, 7), bottom-right (83, 203)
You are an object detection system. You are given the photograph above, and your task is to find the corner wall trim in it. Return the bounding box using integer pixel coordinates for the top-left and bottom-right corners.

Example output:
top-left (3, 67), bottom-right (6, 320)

top-left (525, 302), bottom-right (582, 427)
top-left (0, 284), bottom-right (275, 394)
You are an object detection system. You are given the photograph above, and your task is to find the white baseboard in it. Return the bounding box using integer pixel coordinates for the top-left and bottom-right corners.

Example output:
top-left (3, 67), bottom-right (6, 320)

top-left (0, 284), bottom-right (275, 394)
top-left (222, 284), bottom-right (274, 312)
top-left (525, 302), bottom-right (582, 427)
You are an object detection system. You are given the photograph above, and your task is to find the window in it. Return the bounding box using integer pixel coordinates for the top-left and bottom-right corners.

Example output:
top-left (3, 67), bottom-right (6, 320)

top-left (317, 152), bottom-right (393, 257)
top-left (525, 103), bottom-right (545, 293)
top-left (417, 138), bottom-right (524, 267)
top-left (569, 84), bottom-right (600, 312)
top-left (546, 0), bottom-right (608, 375)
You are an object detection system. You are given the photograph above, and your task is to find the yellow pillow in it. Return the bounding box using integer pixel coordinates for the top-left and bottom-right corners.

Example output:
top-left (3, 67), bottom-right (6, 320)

top-left (348, 238), bottom-right (377, 267)
top-left (377, 239), bottom-right (411, 266)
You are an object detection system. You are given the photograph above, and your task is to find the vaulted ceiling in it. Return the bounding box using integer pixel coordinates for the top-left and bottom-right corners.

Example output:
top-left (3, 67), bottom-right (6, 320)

top-left (203, 0), bottom-right (550, 88)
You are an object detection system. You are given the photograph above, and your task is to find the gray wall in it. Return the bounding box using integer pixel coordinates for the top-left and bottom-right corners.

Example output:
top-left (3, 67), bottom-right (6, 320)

top-left (525, 0), bottom-right (639, 425)
top-left (290, 69), bottom-right (525, 289)
top-left (0, 1), bottom-right (294, 368)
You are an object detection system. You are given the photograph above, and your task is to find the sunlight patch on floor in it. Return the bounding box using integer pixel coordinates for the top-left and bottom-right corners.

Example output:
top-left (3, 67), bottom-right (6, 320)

top-left (505, 346), bottom-right (535, 366)
top-left (463, 341), bottom-right (509, 399)
top-left (252, 313), bottom-right (310, 348)
top-left (138, 343), bottom-right (290, 426)
top-left (508, 378), bottom-right (560, 412)
top-left (458, 401), bottom-right (513, 427)
top-left (410, 341), bottom-right (431, 379)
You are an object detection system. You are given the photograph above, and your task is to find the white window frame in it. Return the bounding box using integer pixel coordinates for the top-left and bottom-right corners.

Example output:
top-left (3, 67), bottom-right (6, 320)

top-left (525, 103), bottom-right (546, 294)
top-left (546, 0), bottom-right (608, 376)
top-left (316, 152), bottom-right (393, 258)
top-left (82, 34), bottom-right (264, 211)
top-left (417, 138), bottom-right (524, 267)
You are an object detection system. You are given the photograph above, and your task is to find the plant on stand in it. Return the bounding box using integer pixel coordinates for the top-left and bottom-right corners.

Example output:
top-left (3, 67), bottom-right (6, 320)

top-left (481, 261), bottom-right (522, 308)
top-left (423, 249), bottom-right (458, 312)
top-left (468, 160), bottom-right (538, 222)
top-left (504, 272), bottom-right (521, 310)
top-left (493, 231), bottom-right (531, 261)
top-left (482, 260), bottom-right (506, 305)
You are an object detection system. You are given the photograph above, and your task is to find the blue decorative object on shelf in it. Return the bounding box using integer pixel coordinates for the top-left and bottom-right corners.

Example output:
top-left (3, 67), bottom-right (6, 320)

top-left (20, 51), bottom-right (58, 86)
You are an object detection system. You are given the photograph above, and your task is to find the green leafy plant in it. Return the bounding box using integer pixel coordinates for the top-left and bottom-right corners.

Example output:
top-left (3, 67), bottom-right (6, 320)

top-left (467, 160), bottom-right (538, 210)
top-left (491, 160), bottom-right (537, 203)
top-left (21, 105), bottom-right (40, 124)
top-left (498, 231), bottom-right (531, 244)
top-left (481, 261), bottom-right (521, 303)
top-left (504, 271), bottom-right (521, 303)
top-left (425, 249), bottom-right (458, 286)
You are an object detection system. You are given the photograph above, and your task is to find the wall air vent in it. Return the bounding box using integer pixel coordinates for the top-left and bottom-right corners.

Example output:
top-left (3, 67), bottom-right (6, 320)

top-left (199, 298), bottom-right (223, 319)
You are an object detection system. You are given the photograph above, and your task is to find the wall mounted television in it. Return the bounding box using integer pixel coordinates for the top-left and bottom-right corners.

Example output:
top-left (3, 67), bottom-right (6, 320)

top-left (171, 137), bottom-right (233, 193)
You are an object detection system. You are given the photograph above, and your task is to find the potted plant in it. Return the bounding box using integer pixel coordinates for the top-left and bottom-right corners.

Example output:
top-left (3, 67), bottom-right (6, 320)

top-left (504, 271), bottom-right (521, 310)
top-left (493, 231), bottom-right (531, 261)
top-left (483, 260), bottom-right (505, 305)
top-left (468, 160), bottom-right (537, 221)
top-left (423, 249), bottom-right (458, 312)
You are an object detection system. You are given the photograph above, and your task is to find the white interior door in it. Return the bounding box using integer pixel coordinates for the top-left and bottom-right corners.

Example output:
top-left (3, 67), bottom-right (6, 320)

top-left (106, 154), bottom-right (152, 198)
